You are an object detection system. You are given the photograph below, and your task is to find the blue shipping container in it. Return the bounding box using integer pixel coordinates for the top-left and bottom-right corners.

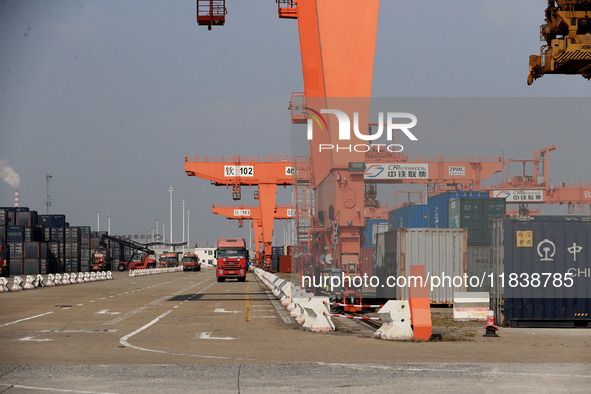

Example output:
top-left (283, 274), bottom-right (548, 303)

top-left (427, 191), bottom-right (489, 228)
top-left (392, 205), bottom-right (428, 229)
top-left (363, 219), bottom-right (387, 248)
top-left (491, 216), bottom-right (591, 327)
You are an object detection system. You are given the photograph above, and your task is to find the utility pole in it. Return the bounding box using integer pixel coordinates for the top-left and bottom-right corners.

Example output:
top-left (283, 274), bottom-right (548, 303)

top-left (45, 173), bottom-right (52, 214)
top-left (107, 215), bottom-right (111, 234)
top-left (182, 199), bottom-right (186, 254)
top-left (96, 211), bottom-right (100, 231)
top-left (168, 187), bottom-right (174, 244)
top-left (187, 209), bottom-right (191, 251)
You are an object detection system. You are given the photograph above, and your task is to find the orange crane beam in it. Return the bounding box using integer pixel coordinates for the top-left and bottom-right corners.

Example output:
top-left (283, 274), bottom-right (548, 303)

top-left (185, 155), bottom-right (294, 270)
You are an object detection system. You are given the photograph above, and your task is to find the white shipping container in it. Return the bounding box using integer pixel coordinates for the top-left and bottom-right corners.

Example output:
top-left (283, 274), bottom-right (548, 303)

top-left (396, 228), bottom-right (467, 304)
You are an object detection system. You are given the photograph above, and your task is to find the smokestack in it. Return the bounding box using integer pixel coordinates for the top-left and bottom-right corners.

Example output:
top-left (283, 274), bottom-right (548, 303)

top-left (14, 190), bottom-right (19, 207)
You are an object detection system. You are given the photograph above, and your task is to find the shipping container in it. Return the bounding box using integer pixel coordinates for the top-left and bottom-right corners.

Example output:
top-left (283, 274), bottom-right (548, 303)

top-left (359, 247), bottom-right (373, 277)
top-left (24, 226), bottom-right (44, 242)
top-left (278, 255), bottom-right (292, 273)
top-left (8, 242), bottom-right (23, 258)
top-left (6, 226), bottom-right (24, 242)
top-left (9, 258), bottom-right (23, 276)
top-left (50, 227), bottom-right (65, 242)
top-left (0, 210), bottom-right (6, 226)
top-left (0, 226), bottom-right (5, 243)
top-left (374, 230), bottom-right (397, 299)
top-left (50, 214), bottom-right (66, 228)
top-left (427, 191), bottom-right (490, 228)
top-left (79, 226), bottom-right (91, 237)
top-left (390, 205), bottom-right (428, 230)
top-left (65, 227), bottom-right (81, 243)
top-left (363, 218), bottom-right (388, 248)
top-left (24, 241), bottom-right (41, 258)
top-left (375, 228), bottom-right (468, 304)
top-left (16, 211), bottom-right (37, 227)
top-left (24, 258), bottom-right (39, 275)
top-left (40, 258), bottom-right (48, 274)
top-left (467, 246), bottom-right (491, 292)
top-left (491, 216), bottom-right (591, 327)
top-left (449, 197), bottom-right (506, 246)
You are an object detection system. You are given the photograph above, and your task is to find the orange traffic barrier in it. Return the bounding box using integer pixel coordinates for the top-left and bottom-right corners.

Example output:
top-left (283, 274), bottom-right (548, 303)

top-left (408, 265), bottom-right (432, 342)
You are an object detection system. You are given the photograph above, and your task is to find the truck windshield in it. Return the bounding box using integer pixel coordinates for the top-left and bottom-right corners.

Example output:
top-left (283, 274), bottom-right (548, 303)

top-left (183, 257), bottom-right (197, 263)
top-left (217, 249), bottom-right (245, 259)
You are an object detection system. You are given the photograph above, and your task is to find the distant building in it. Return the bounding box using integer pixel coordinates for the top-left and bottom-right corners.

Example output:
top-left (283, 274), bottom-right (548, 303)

top-left (195, 247), bottom-right (216, 266)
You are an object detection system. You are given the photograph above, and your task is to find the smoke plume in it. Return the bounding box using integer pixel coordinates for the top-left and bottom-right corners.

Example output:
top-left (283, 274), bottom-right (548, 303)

top-left (0, 159), bottom-right (20, 189)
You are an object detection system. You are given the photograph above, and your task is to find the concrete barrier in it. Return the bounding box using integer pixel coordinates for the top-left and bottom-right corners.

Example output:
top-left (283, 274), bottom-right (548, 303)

top-left (453, 292), bottom-right (489, 322)
top-left (83, 272), bottom-right (91, 282)
top-left (90, 272), bottom-right (97, 281)
top-left (35, 274), bottom-right (45, 288)
top-left (0, 277), bottom-right (10, 292)
top-left (54, 273), bottom-right (62, 286)
top-left (46, 274), bottom-right (56, 287)
top-left (11, 276), bottom-right (23, 291)
top-left (303, 297), bottom-right (335, 332)
top-left (77, 273), bottom-right (85, 283)
top-left (23, 275), bottom-right (36, 290)
top-left (61, 273), bottom-right (70, 285)
top-left (69, 273), bottom-right (78, 284)
top-left (375, 300), bottom-right (413, 340)
top-left (106, 271), bottom-right (113, 280)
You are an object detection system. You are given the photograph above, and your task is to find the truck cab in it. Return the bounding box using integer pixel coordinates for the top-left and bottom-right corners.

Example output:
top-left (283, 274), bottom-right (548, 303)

top-left (158, 253), bottom-right (179, 268)
top-left (182, 254), bottom-right (201, 271)
top-left (215, 238), bottom-right (248, 282)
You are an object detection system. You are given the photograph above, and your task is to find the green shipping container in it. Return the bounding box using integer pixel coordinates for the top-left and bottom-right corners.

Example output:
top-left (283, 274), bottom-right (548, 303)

top-left (449, 198), bottom-right (506, 246)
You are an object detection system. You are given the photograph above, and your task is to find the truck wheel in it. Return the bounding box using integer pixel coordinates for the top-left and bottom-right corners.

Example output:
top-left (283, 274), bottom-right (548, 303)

top-left (238, 276), bottom-right (246, 282)
top-left (117, 263), bottom-right (126, 271)
top-left (217, 277), bottom-right (225, 282)
top-left (147, 263), bottom-right (155, 269)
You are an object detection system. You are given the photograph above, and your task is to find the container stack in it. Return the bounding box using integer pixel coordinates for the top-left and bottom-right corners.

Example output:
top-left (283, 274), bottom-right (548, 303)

top-left (65, 226), bottom-right (81, 273)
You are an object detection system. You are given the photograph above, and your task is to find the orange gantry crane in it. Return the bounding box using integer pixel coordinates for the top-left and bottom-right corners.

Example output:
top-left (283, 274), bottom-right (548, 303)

top-left (185, 155), bottom-right (294, 270)
top-left (212, 204), bottom-right (295, 267)
top-left (482, 145), bottom-right (591, 214)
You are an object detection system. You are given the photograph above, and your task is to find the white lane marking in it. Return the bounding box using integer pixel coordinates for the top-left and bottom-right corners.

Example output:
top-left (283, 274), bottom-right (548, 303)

top-left (0, 312), bottom-right (54, 328)
top-left (265, 291), bottom-right (293, 324)
top-left (198, 332), bottom-right (236, 341)
top-left (95, 310), bottom-right (121, 315)
top-left (107, 277), bottom-right (212, 325)
top-left (38, 329), bottom-right (118, 333)
top-left (0, 383), bottom-right (117, 393)
top-left (89, 300), bottom-right (96, 303)
top-left (76, 304), bottom-right (83, 306)
top-left (100, 298), bottom-right (106, 300)
top-left (18, 336), bottom-right (53, 342)
top-left (251, 316), bottom-right (276, 319)
top-left (214, 308), bottom-right (241, 314)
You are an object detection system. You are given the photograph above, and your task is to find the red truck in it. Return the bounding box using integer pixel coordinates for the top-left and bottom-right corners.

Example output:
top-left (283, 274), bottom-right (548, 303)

top-left (215, 238), bottom-right (248, 282)
top-left (182, 254), bottom-right (201, 271)
top-left (158, 252), bottom-right (180, 268)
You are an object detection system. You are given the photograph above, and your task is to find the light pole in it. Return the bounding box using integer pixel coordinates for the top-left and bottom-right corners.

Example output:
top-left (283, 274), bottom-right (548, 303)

top-left (187, 209), bottom-right (191, 251)
top-left (168, 187), bottom-right (174, 245)
top-left (163, 221), bottom-right (166, 243)
top-left (96, 211), bottom-right (100, 231)
top-left (156, 219), bottom-right (160, 240)
top-left (107, 215), bottom-right (111, 234)
top-left (182, 199), bottom-right (186, 254)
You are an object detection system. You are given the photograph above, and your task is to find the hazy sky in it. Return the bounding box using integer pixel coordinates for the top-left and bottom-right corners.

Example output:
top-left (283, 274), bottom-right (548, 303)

top-left (0, 0), bottom-right (590, 247)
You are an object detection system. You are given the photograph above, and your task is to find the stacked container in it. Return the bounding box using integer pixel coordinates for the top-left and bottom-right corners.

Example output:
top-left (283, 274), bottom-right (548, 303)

top-left (491, 216), bottom-right (591, 327)
top-left (65, 227), bottom-right (81, 272)
top-left (363, 218), bottom-right (388, 248)
top-left (389, 205), bottom-right (428, 230)
top-left (426, 191), bottom-right (489, 228)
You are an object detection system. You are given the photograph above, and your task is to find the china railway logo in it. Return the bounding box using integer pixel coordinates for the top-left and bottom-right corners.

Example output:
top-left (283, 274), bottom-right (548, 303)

top-left (364, 165), bottom-right (384, 178)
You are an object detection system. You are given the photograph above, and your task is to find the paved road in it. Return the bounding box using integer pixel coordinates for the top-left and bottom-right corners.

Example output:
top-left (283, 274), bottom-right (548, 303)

top-left (0, 269), bottom-right (589, 392)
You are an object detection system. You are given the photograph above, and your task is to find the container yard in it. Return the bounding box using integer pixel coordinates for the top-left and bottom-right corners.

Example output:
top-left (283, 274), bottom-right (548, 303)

top-left (1, 1), bottom-right (590, 392)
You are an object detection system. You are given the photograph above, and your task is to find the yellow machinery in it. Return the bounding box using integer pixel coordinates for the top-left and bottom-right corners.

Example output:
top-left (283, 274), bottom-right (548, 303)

top-left (528, 0), bottom-right (591, 84)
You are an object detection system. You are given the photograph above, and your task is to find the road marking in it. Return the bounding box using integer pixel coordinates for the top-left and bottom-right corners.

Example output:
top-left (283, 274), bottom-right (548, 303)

top-left (0, 384), bottom-right (117, 393)
top-left (76, 304), bottom-right (83, 306)
top-left (198, 332), bottom-right (236, 341)
top-left (214, 308), bottom-right (241, 314)
top-left (38, 329), bottom-right (118, 333)
top-left (95, 310), bottom-right (121, 315)
top-left (107, 277), bottom-right (213, 325)
top-left (18, 336), bottom-right (52, 342)
top-left (251, 316), bottom-right (276, 319)
top-left (0, 312), bottom-right (54, 328)
top-left (245, 280), bottom-right (251, 323)
top-left (265, 291), bottom-right (294, 324)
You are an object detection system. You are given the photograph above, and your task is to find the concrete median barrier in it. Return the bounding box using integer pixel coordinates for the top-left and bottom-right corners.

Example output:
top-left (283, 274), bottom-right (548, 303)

top-left (375, 300), bottom-right (413, 340)
top-left (303, 297), bottom-right (335, 332)
top-left (11, 276), bottom-right (23, 291)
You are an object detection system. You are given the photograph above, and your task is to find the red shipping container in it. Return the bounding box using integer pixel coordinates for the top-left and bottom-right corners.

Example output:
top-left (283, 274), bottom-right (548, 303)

top-left (278, 255), bottom-right (292, 273)
top-left (360, 248), bottom-right (373, 277)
